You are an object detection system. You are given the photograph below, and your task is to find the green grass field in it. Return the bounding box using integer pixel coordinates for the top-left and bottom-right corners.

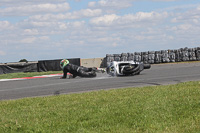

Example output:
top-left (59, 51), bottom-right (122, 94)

top-left (0, 81), bottom-right (200, 132)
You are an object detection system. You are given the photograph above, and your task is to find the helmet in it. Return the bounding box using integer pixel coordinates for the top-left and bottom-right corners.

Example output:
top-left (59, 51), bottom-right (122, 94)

top-left (60, 59), bottom-right (69, 69)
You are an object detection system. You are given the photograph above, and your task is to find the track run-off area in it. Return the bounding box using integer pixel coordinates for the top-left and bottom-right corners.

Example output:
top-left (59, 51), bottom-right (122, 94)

top-left (0, 62), bottom-right (200, 100)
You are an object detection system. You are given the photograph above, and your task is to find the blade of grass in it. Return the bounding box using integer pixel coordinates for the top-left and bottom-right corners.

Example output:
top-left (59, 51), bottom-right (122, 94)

top-left (0, 81), bottom-right (200, 132)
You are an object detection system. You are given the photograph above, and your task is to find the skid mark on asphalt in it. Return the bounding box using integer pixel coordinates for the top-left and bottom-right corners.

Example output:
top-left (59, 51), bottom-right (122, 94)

top-left (124, 81), bottom-right (162, 86)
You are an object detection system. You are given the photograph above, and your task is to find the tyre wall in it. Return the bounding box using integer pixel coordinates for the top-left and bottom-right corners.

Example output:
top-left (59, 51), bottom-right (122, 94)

top-left (106, 47), bottom-right (200, 66)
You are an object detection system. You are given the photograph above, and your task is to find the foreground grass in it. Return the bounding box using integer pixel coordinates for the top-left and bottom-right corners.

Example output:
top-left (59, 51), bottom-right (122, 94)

top-left (0, 71), bottom-right (62, 79)
top-left (0, 81), bottom-right (200, 133)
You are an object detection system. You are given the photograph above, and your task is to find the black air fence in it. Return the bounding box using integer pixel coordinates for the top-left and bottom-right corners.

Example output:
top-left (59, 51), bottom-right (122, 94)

top-left (0, 58), bottom-right (80, 74)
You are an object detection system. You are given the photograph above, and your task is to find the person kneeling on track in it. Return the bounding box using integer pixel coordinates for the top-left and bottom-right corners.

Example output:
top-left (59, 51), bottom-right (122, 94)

top-left (60, 59), bottom-right (105, 79)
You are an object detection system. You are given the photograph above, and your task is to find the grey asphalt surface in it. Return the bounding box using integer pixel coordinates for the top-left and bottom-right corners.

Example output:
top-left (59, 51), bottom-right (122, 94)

top-left (0, 62), bottom-right (200, 100)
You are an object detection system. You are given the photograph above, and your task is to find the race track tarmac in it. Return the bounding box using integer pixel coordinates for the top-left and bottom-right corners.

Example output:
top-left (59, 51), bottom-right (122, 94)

top-left (0, 62), bottom-right (200, 100)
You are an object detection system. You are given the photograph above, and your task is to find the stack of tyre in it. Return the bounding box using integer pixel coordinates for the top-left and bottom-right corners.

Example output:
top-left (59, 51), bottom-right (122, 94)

top-left (196, 47), bottom-right (200, 60)
top-left (142, 52), bottom-right (149, 64)
top-left (121, 53), bottom-right (128, 61)
top-left (154, 51), bottom-right (162, 63)
top-left (148, 51), bottom-right (155, 64)
top-left (188, 48), bottom-right (197, 61)
top-left (106, 47), bottom-right (200, 67)
top-left (175, 49), bottom-right (182, 62)
top-left (169, 50), bottom-right (175, 62)
top-left (106, 54), bottom-right (114, 66)
top-left (134, 52), bottom-right (142, 62)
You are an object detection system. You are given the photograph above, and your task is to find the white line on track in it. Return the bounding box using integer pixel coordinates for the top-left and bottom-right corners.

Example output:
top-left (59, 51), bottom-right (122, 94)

top-left (0, 78), bottom-right (31, 82)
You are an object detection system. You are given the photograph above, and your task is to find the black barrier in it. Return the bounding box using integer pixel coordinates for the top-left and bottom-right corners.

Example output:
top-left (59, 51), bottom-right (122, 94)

top-left (37, 59), bottom-right (61, 72)
top-left (37, 58), bottom-right (80, 72)
top-left (0, 58), bottom-right (80, 74)
top-left (0, 63), bottom-right (38, 74)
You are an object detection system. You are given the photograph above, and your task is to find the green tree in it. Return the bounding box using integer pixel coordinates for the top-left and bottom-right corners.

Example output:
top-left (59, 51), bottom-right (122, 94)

top-left (19, 59), bottom-right (28, 63)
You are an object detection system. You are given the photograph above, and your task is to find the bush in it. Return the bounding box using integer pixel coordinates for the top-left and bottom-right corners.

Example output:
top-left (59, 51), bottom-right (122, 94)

top-left (19, 59), bottom-right (28, 63)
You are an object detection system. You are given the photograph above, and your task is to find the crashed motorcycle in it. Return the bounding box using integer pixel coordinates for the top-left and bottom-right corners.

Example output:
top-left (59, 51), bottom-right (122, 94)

top-left (106, 61), bottom-right (151, 76)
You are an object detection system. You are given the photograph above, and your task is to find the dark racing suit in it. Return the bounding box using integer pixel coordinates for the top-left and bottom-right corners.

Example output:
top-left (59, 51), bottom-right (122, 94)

top-left (62, 63), bottom-right (96, 79)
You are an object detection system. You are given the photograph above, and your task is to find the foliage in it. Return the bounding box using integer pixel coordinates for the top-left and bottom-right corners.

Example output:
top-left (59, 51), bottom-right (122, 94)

top-left (19, 59), bottom-right (28, 62)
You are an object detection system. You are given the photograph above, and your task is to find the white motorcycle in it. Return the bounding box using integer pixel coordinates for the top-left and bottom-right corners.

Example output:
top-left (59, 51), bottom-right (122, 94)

top-left (106, 61), bottom-right (151, 76)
